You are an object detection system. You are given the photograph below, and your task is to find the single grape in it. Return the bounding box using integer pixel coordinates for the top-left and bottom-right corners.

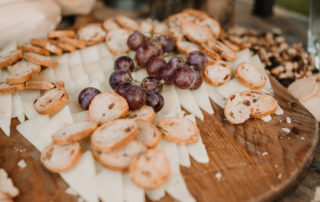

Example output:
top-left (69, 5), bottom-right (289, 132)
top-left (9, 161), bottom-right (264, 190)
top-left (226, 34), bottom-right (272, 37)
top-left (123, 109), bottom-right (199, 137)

top-left (168, 56), bottom-right (186, 68)
top-left (109, 70), bottom-right (133, 89)
top-left (157, 63), bottom-right (177, 84)
top-left (189, 65), bottom-right (203, 90)
top-left (124, 85), bottom-right (146, 110)
top-left (148, 42), bottom-right (163, 57)
top-left (173, 65), bottom-right (195, 89)
top-left (153, 35), bottom-right (175, 53)
top-left (146, 57), bottom-right (166, 76)
top-left (115, 82), bottom-right (135, 96)
top-left (146, 90), bottom-right (164, 112)
top-left (114, 56), bottom-right (134, 72)
top-left (135, 46), bottom-right (156, 67)
top-left (78, 87), bottom-right (101, 110)
top-left (127, 32), bottom-right (147, 51)
top-left (141, 76), bottom-right (163, 93)
top-left (186, 51), bottom-right (208, 71)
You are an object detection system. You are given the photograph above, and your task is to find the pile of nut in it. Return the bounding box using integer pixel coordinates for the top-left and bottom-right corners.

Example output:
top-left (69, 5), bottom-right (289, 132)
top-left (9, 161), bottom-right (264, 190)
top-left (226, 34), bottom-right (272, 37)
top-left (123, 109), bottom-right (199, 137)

top-left (226, 26), bottom-right (317, 87)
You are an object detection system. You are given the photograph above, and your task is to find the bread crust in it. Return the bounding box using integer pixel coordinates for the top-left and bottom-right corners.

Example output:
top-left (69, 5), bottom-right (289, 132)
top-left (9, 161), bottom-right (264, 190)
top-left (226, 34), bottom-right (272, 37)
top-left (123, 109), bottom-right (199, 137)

top-left (135, 119), bottom-right (161, 149)
top-left (105, 29), bottom-right (130, 55)
top-left (0, 49), bottom-right (24, 69)
top-left (126, 105), bottom-right (156, 123)
top-left (77, 23), bottom-right (106, 46)
top-left (6, 61), bottom-right (41, 84)
top-left (26, 81), bottom-right (64, 90)
top-left (18, 44), bottom-right (50, 56)
top-left (47, 30), bottom-right (75, 39)
top-left (25, 53), bottom-right (57, 68)
top-left (206, 41), bottom-right (236, 61)
top-left (176, 40), bottom-right (200, 55)
top-left (181, 22), bottom-right (212, 44)
top-left (200, 44), bottom-right (222, 60)
top-left (58, 37), bottom-right (87, 49)
top-left (0, 82), bottom-right (25, 94)
top-left (235, 62), bottom-right (266, 89)
top-left (30, 38), bottom-right (62, 55)
top-left (204, 60), bottom-right (232, 86)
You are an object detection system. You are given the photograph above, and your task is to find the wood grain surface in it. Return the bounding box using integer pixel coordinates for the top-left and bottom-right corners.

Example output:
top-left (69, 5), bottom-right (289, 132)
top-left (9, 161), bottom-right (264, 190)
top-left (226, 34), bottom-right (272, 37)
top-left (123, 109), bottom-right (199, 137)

top-left (0, 77), bottom-right (318, 202)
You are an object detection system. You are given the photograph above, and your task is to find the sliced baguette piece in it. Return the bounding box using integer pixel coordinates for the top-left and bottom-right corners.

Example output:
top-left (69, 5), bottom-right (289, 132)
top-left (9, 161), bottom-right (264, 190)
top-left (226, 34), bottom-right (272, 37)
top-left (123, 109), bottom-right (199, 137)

top-left (33, 87), bottom-right (69, 115)
top-left (288, 77), bottom-right (318, 102)
top-left (47, 30), bottom-right (75, 39)
top-left (58, 37), bottom-right (87, 49)
top-left (0, 49), bottom-right (24, 69)
top-left (153, 23), bottom-right (168, 35)
top-left (139, 20), bottom-right (153, 33)
top-left (126, 105), bottom-right (156, 123)
top-left (18, 44), bottom-right (50, 56)
top-left (52, 120), bottom-right (98, 145)
top-left (26, 81), bottom-right (64, 90)
top-left (135, 120), bottom-right (161, 149)
top-left (129, 149), bottom-right (170, 189)
top-left (0, 169), bottom-right (19, 198)
top-left (224, 92), bottom-right (252, 124)
top-left (40, 142), bottom-right (82, 173)
top-left (30, 38), bottom-right (63, 55)
top-left (103, 18), bottom-right (121, 32)
top-left (176, 40), bottom-right (200, 55)
top-left (91, 119), bottom-right (138, 152)
top-left (157, 117), bottom-right (200, 144)
top-left (0, 82), bottom-right (25, 94)
top-left (88, 92), bottom-right (129, 124)
top-left (105, 29), bottom-right (130, 55)
top-left (115, 15), bottom-right (139, 31)
top-left (48, 40), bottom-right (77, 52)
top-left (181, 22), bottom-right (212, 44)
top-left (200, 44), bottom-right (222, 60)
top-left (92, 140), bottom-right (146, 171)
top-left (6, 61), bottom-right (41, 84)
top-left (206, 40), bottom-right (236, 61)
top-left (78, 23), bottom-right (106, 46)
top-left (25, 53), bottom-right (57, 68)
top-left (204, 60), bottom-right (232, 86)
top-left (195, 16), bottom-right (221, 38)
top-left (235, 62), bottom-right (266, 89)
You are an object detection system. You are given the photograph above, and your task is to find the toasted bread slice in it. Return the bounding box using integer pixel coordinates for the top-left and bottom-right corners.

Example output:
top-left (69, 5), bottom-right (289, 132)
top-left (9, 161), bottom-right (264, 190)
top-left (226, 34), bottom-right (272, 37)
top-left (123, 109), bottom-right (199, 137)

top-left (92, 140), bottom-right (146, 171)
top-left (176, 40), bottom-right (200, 55)
top-left (91, 119), bottom-right (138, 152)
top-left (47, 30), bottom-right (75, 39)
top-left (105, 29), bottom-right (130, 55)
top-left (129, 149), bottom-right (170, 189)
top-left (288, 77), bottom-right (318, 102)
top-left (235, 62), bottom-right (266, 89)
top-left (25, 53), bottom-right (57, 68)
top-left (135, 120), bottom-right (161, 149)
top-left (206, 41), bottom-right (236, 61)
top-left (157, 117), bottom-right (200, 144)
top-left (6, 61), bottom-right (41, 84)
top-left (153, 23), bottom-right (168, 35)
top-left (33, 87), bottom-right (69, 115)
top-left (181, 22), bottom-right (212, 44)
top-left (139, 19), bottom-right (153, 34)
top-left (102, 19), bottom-right (120, 32)
top-left (26, 81), bottom-right (64, 90)
top-left (78, 23), bottom-right (106, 46)
top-left (40, 142), bottom-right (82, 173)
top-left (52, 120), bottom-right (98, 145)
top-left (0, 82), bottom-right (25, 94)
top-left (58, 37), bottom-right (87, 49)
top-left (116, 15), bottom-right (139, 31)
top-left (195, 16), bottom-right (220, 38)
top-left (126, 105), bottom-right (156, 123)
top-left (0, 169), bottom-right (19, 198)
top-left (88, 92), bottom-right (129, 124)
top-left (48, 40), bottom-right (77, 52)
top-left (30, 38), bottom-right (63, 55)
top-left (204, 60), bottom-right (232, 86)
top-left (200, 44), bottom-right (222, 60)
top-left (0, 49), bottom-right (24, 69)
top-left (224, 92), bottom-right (252, 124)
top-left (18, 44), bottom-right (50, 56)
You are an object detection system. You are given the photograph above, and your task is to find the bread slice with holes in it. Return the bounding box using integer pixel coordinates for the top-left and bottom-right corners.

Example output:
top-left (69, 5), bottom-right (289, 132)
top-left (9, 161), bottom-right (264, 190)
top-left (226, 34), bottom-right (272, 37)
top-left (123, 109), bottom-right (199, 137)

top-left (206, 41), bottom-right (236, 61)
top-left (52, 120), bottom-right (98, 145)
top-left (157, 117), bottom-right (200, 144)
top-left (88, 92), bottom-right (129, 124)
top-left (176, 40), bottom-right (200, 55)
top-left (224, 92), bottom-right (252, 124)
top-left (33, 87), bottom-right (69, 115)
top-left (25, 53), bottom-right (57, 68)
top-left (0, 82), bottom-right (25, 94)
top-left (105, 29), bottom-right (130, 55)
top-left (91, 119), bottom-right (138, 152)
top-left (40, 142), bottom-right (82, 173)
top-left (115, 15), bottom-right (139, 31)
top-left (181, 22), bottom-right (212, 44)
top-left (235, 62), bottom-right (266, 89)
top-left (135, 120), bottom-right (161, 149)
top-left (0, 169), bottom-right (19, 198)
top-left (129, 149), bottom-right (170, 189)
top-left (288, 77), bottom-right (318, 102)
top-left (26, 81), bottom-right (64, 90)
top-left (6, 61), bottom-right (41, 84)
top-left (18, 44), bottom-right (50, 56)
top-left (78, 23), bottom-right (106, 46)
top-left (126, 105), bottom-right (156, 123)
top-left (92, 140), bottom-right (146, 171)
top-left (103, 19), bottom-right (120, 32)
top-left (58, 37), bottom-right (87, 49)
top-left (204, 60), bottom-right (232, 86)
top-left (0, 49), bottom-right (24, 69)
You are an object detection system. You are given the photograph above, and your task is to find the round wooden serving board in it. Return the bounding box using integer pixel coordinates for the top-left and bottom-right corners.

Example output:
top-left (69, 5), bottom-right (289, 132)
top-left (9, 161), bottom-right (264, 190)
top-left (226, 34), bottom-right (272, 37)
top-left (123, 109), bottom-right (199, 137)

top-left (0, 77), bottom-right (318, 202)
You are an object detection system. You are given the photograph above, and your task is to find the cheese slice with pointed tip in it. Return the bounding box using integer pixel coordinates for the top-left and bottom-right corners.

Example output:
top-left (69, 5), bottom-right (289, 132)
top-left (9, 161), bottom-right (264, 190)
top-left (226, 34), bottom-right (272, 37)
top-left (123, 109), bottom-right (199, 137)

top-left (54, 64), bottom-right (74, 93)
top-left (55, 54), bottom-right (69, 65)
top-left (157, 86), bottom-right (182, 120)
top-left (83, 61), bottom-right (106, 87)
top-left (19, 90), bottom-right (40, 119)
top-left (72, 111), bottom-right (88, 122)
top-left (41, 68), bottom-right (56, 82)
top-left (146, 188), bottom-right (165, 201)
top-left (99, 57), bottom-right (114, 74)
top-left (11, 93), bottom-right (25, 123)
top-left (0, 93), bottom-right (11, 136)
top-left (80, 46), bottom-right (101, 64)
top-left (69, 64), bottom-right (90, 93)
top-left (123, 173), bottom-right (145, 202)
top-left (176, 88), bottom-right (203, 120)
top-left (68, 51), bottom-right (82, 66)
top-left (216, 79), bottom-right (250, 99)
top-left (176, 144), bottom-right (191, 167)
top-left (204, 82), bottom-right (225, 108)
top-left (191, 84), bottom-right (214, 114)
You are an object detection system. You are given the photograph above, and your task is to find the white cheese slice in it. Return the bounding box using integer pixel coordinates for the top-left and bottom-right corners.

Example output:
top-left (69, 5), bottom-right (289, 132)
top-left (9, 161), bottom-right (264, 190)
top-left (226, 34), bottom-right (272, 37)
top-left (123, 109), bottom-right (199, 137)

top-left (17, 115), bottom-right (50, 151)
top-left (97, 43), bottom-right (113, 58)
top-left (145, 188), bottom-right (166, 201)
top-left (80, 46), bottom-right (101, 64)
top-left (0, 93), bottom-right (11, 136)
top-left (83, 61), bottom-right (106, 91)
top-left (191, 83), bottom-right (214, 114)
top-left (204, 82), bottom-right (226, 108)
top-left (133, 69), bottom-right (148, 83)
top-left (156, 86), bottom-right (182, 121)
top-left (275, 106), bottom-right (284, 115)
top-left (67, 96), bottom-right (83, 114)
top-left (99, 57), bottom-right (114, 74)
top-left (216, 79), bottom-right (250, 99)
top-left (19, 90), bottom-right (40, 119)
top-left (68, 51), bottom-right (82, 66)
top-left (176, 144), bottom-right (191, 167)
top-left (54, 64), bottom-right (75, 94)
top-left (38, 106), bottom-right (73, 142)
top-left (72, 111), bottom-right (88, 122)
top-left (69, 64), bottom-right (90, 93)
top-left (123, 173), bottom-right (145, 202)
top-left (232, 48), bottom-right (251, 70)
top-left (92, 168), bottom-right (124, 202)
top-left (56, 54), bottom-right (69, 65)
top-left (185, 114), bottom-right (209, 164)
top-left (176, 88), bottom-right (204, 120)
top-left (260, 115), bottom-right (272, 122)
top-left (41, 68), bottom-right (56, 82)
top-left (11, 93), bottom-right (25, 123)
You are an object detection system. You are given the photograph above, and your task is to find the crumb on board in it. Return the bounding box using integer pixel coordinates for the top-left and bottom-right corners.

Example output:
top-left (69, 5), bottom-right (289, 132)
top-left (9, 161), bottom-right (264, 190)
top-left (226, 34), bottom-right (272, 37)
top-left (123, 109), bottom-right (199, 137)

top-left (262, 152), bottom-right (268, 156)
top-left (215, 172), bottom-right (222, 181)
top-left (301, 136), bottom-right (305, 140)
top-left (17, 159), bottom-right (26, 168)
top-left (282, 128), bottom-right (290, 133)
top-left (278, 173), bottom-right (282, 179)
top-left (286, 117), bottom-right (291, 124)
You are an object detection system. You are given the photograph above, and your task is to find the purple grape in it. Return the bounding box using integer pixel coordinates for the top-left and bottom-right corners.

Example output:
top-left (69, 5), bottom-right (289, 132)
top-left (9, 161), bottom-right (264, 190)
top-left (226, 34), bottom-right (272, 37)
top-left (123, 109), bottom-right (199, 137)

top-left (109, 70), bottom-right (133, 89)
top-left (135, 46), bottom-right (156, 67)
top-left (146, 57), bottom-right (166, 76)
top-left (78, 87), bottom-right (101, 110)
top-left (187, 51), bottom-right (208, 71)
top-left (127, 32), bottom-right (146, 51)
top-left (115, 82), bottom-right (135, 96)
top-left (174, 65), bottom-right (195, 89)
top-left (148, 42), bottom-right (163, 57)
top-left (168, 56), bottom-right (186, 68)
top-left (124, 86), bottom-right (146, 110)
top-left (141, 77), bottom-right (163, 93)
top-left (153, 35), bottom-right (175, 53)
top-left (114, 56), bottom-right (134, 72)
top-left (157, 63), bottom-right (177, 84)
top-left (189, 65), bottom-right (203, 90)
top-left (146, 90), bottom-right (164, 112)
